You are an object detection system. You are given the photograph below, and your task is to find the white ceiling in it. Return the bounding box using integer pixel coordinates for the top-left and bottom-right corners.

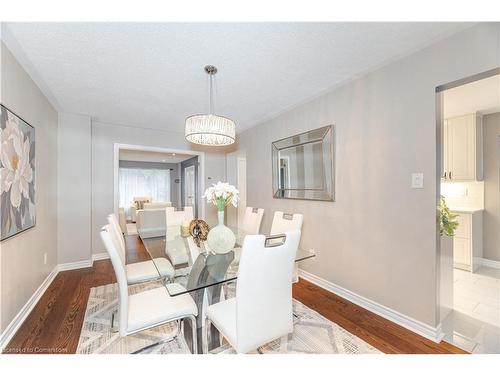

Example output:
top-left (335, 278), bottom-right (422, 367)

top-left (444, 74), bottom-right (500, 118)
top-left (2, 22), bottom-right (472, 133)
top-left (119, 149), bottom-right (193, 164)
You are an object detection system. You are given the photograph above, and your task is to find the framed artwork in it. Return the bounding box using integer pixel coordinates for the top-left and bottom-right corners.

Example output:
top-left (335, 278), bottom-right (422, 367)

top-left (1, 104), bottom-right (36, 241)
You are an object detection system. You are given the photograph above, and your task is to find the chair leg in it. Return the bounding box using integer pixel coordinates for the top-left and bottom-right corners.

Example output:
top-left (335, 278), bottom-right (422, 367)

top-left (187, 315), bottom-right (198, 354)
top-left (202, 317), bottom-right (210, 354)
top-left (111, 310), bottom-right (119, 333)
top-left (131, 319), bottom-right (182, 354)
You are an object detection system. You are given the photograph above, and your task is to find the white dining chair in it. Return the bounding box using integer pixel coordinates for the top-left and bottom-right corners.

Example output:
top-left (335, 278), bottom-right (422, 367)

top-left (118, 207), bottom-right (127, 234)
top-left (270, 211), bottom-right (304, 236)
top-left (136, 207), bottom-right (174, 238)
top-left (270, 211), bottom-right (303, 283)
top-left (232, 207), bottom-right (264, 265)
top-left (203, 230), bottom-right (301, 354)
top-left (164, 207), bottom-right (194, 267)
top-left (100, 225), bottom-right (198, 353)
top-left (107, 215), bottom-right (175, 284)
top-left (108, 213), bottom-right (126, 250)
top-left (241, 207), bottom-right (264, 235)
top-left (166, 206), bottom-right (194, 227)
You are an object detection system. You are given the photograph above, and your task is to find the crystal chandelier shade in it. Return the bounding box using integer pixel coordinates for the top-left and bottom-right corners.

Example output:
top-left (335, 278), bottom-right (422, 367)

top-left (185, 65), bottom-right (236, 146)
top-left (185, 114), bottom-right (236, 146)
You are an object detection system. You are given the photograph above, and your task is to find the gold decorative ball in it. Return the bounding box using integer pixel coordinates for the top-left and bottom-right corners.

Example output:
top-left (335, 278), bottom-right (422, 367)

top-left (189, 219), bottom-right (210, 247)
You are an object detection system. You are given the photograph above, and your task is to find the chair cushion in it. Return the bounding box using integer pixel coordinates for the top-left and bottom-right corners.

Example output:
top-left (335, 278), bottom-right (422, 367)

top-left (206, 298), bottom-right (237, 350)
top-left (127, 285), bottom-right (197, 334)
top-left (125, 258), bottom-right (174, 284)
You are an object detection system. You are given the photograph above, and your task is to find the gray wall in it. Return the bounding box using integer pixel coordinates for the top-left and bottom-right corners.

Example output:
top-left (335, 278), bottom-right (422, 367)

top-left (58, 113), bottom-right (91, 264)
top-left (118, 160), bottom-right (181, 209)
top-left (0, 42), bottom-right (58, 333)
top-left (234, 23), bottom-right (500, 327)
top-left (91, 120), bottom-right (227, 255)
top-left (482, 112), bottom-right (500, 262)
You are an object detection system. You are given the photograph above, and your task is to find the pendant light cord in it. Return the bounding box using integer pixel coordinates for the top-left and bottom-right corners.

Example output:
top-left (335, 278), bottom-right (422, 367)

top-left (209, 73), bottom-right (214, 115)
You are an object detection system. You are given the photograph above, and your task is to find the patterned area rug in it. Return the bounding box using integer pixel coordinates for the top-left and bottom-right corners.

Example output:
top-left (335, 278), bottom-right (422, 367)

top-left (76, 282), bottom-right (381, 354)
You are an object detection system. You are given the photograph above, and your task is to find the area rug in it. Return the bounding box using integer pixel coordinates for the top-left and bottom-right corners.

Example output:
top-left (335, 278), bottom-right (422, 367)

top-left (76, 281), bottom-right (381, 354)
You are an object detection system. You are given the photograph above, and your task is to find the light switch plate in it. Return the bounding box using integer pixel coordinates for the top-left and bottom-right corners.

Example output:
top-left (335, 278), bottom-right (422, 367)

top-left (411, 173), bottom-right (424, 188)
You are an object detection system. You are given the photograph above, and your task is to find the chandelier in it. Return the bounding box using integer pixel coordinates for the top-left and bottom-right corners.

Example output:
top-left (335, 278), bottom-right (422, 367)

top-left (185, 65), bottom-right (236, 146)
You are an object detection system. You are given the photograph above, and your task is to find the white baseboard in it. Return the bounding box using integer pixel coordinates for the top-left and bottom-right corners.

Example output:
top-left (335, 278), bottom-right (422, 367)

top-left (298, 269), bottom-right (444, 343)
top-left (0, 252), bottom-right (114, 350)
top-left (92, 252), bottom-right (110, 262)
top-left (478, 257), bottom-right (500, 270)
top-left (57, 259), bottom-right (93, 272)
top-left (55, 253), bottom-right (109, 272)
top-left (0, 266), bottom-right (59, 351)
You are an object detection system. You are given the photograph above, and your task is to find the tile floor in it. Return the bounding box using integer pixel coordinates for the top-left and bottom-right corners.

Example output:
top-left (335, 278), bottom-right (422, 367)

top-left (442, 266), bottom-right (500, 353)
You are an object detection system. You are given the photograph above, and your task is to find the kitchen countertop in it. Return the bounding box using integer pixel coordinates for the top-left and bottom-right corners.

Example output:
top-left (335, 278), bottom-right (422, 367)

top-left (449, 207), bottom-right (484, 214)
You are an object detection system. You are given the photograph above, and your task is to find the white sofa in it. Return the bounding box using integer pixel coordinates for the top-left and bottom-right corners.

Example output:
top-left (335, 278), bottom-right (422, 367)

top-left (136, 207), bottom-right (174, 238)
top-left (143, 202), bottom-right (172, 210)
top-left (130, 196), bottom-right (152, 222)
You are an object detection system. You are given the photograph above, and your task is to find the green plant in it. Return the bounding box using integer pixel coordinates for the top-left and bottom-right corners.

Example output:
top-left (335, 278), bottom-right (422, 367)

top-left (439, 195), bottom-right (459, 236)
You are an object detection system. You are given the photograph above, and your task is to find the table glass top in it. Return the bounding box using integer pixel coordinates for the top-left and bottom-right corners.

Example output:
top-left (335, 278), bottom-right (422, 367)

top-left (138, 224), bottom-right (315, 296)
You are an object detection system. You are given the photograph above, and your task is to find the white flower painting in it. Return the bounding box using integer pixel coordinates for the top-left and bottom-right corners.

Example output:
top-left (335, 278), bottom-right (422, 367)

top-left (0, 105), bottom-right (36, 240)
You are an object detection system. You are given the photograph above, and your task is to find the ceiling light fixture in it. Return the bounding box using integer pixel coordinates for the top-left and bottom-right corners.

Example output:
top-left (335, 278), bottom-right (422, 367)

top-left (185, 65), bottom-right (235, 146)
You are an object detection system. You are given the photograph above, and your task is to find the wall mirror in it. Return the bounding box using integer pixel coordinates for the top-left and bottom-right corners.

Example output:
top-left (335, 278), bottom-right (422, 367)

top-left (272, 125), bottom-right (335, 201)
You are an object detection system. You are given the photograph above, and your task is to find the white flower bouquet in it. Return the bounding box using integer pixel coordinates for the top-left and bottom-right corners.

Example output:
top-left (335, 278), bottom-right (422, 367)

top-left (203, 181), bottom-right (239, 212)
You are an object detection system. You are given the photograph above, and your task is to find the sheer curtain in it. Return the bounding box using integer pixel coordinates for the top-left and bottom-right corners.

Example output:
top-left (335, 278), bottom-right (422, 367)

top-left (119, 168), bottom-right (170, 215)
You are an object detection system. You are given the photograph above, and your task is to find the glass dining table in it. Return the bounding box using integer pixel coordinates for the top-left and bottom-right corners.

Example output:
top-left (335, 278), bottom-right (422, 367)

top-left (138, 224), bottom-right (315, 353)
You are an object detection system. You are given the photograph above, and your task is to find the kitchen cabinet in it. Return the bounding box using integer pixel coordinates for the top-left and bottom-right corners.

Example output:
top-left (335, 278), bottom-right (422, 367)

top-left (452, 210), bottom-right (483, 272)
top-left (443, 113), bottom-right (482, 181)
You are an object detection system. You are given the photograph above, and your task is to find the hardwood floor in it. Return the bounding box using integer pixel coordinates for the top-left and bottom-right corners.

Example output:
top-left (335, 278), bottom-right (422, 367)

top-left (293, 279), bottom-right (466, 354)
top-left (4, 235), bottom-right (466, 354)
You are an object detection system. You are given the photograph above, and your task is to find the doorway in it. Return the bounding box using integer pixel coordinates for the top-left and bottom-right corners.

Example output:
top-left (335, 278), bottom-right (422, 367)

top-left (437, 68), bottom-right (500, 353)
top-left (113, 144), bottom-right (205, 227)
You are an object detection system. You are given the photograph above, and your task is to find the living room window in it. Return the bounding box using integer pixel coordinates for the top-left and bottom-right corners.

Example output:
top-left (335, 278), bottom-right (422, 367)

top-left (118, 167), bottom-right (171, 210)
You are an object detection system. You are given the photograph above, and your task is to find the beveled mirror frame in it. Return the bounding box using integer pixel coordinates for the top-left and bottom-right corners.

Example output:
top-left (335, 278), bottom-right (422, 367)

top-left (272, 125), bottom-right (335, 201)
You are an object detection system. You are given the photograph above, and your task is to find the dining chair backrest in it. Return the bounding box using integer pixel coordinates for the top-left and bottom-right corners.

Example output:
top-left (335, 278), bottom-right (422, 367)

top-left (270, 211), bottom-right (304, 235)
top-left (242, 207), bottom-right (264, 235)
top-left (100, 225), bottom-right (129, 336)
top-left (183, 206), bottom-right (194, 220)
top-left (108, 213), bottom-right (125, 252)
top-left (166, 206), bottom-right (194, 227)
top-left (235, 230), bottom-right (301, 353)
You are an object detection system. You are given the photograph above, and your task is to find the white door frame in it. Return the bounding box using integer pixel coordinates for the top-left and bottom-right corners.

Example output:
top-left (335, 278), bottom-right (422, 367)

top-left (113, 143), bottom-right (205, 219)
top-left (237, 156), bottom-right (247, 229)
top-left (435, 67), bottom-right (500, 328)
top-left (184, 164), bottom-right (196, 212)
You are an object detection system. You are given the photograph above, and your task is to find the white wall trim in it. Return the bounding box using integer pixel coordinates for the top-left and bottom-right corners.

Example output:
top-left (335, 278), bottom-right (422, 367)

top-left (478, 257), bottom-right (500, 269)
top-left (0, 266), bottom-right (59, 351)
top-left (0, 252), bottom-right (113, 349)
top-left (298, 269), bottom-right (444, 343)
top-left (92, 252), bottom-right (110, 262)
top-left (57, 259), bottom-right (93, 272)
